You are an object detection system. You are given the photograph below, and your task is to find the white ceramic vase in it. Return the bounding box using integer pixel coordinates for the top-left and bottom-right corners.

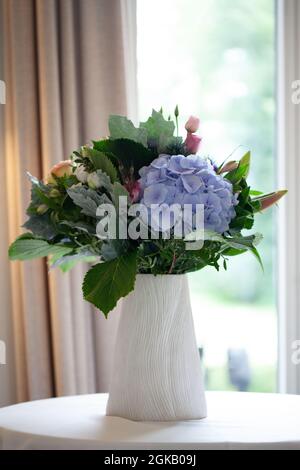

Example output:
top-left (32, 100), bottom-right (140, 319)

top-left (106, 274), bottom-right (207, 422)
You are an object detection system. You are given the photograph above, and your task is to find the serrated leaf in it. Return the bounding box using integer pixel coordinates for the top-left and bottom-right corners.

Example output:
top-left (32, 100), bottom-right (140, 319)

top-left (82, 251), bottom-right (137, 316)
top-left (9, 237), bottom-right (72, 261)
top-left (84, 148), bottom-right (118, 183)
top-left (109, 115), bottom-right (148, 147)
top-left (67, 186), bottom-right (110, 217)
top-left (140, 109), bottom-right (175, 140)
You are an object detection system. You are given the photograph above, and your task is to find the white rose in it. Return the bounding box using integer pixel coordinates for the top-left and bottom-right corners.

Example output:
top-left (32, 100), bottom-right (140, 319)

top-left (75, 165), bottom-right (89, 183)
top-left (87, 172), bottom-right (102, 189)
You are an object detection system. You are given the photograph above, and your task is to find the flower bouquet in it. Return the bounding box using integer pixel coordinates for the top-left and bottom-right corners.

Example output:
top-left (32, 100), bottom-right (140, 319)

top-left (9, 109), bottom-right (286, 421)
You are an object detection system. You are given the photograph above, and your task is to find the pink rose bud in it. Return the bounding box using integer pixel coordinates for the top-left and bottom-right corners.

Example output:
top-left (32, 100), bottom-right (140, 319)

top-left (259, 190), bottom-right (287, 211)
top-left (185, 115), bottom-right (200, 133)
top-left (184, 132), bottom-right (202, 154)
top-left (218, 161), bottom-right (239, 174)
top-left (47, 160), bottom-right (73, 184)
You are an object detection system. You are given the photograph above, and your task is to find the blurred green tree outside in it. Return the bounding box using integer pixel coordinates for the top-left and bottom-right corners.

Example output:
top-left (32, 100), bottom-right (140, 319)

top-left (137, 0), bottom-right (276, 391)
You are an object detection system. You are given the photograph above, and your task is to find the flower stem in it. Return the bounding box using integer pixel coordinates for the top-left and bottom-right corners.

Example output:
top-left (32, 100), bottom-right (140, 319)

top-left (174, 105), bottom-right (179, 137)
top-left (168, 252), bottom-right (177, 274)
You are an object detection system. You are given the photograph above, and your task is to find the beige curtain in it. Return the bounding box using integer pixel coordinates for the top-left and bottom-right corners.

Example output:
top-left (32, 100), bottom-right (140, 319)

top-left (0, 0), bottom-right (137, 405)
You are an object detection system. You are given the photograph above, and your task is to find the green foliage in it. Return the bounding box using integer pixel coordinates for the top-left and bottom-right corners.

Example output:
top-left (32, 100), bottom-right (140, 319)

top-left (137, 239), bottom-right (223, 275)
top-left (9, 234), bottom-right (73, 261)
top-left (93, 138), bottom-right (154, 178)
top-left (109, 115), bottom-right (148, 147)
top-left (229, 179), bottom-right (257, 231)
top-left (84, 148), bottom-right (118, 183)
top-left (23, 214), bottom-right (57, 240)
top-left (101, 239), bottom-right (132, 261)
top-left (9, 73), bottom-right (281, 318)
top-left (225, 151), bottom-right (251, 185)
top-left (141, 109), bottom-right (169, 138)
top-left (49, 250), bottom-right (98, 272)
top-left (140, 109), bottom-right (176, 152)
top-left (67, 186), bottom-right (110, 218)
top-left (82, 251), bottom-right (137, 316)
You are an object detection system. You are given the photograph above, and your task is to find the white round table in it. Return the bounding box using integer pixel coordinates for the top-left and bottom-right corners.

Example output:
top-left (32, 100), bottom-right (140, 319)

top-left (0, 392), bottom-right (300, 450)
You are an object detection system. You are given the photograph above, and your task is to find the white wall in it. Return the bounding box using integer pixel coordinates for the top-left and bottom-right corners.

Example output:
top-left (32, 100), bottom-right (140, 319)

top-left (0, 1), bottom-right (17, 407)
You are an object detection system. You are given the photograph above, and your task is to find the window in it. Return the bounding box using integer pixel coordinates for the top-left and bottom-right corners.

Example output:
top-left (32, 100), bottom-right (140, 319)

top-left (137, 0), bottom-right (276, 392)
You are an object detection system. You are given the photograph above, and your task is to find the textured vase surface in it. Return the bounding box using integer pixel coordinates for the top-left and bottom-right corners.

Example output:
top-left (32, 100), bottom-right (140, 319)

top-left (106, 274), bottom-right (207, 421)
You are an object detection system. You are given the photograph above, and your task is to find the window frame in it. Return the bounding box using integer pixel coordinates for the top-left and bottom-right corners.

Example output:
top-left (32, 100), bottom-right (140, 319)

top-left (277, 0), bottom-right (300, 394)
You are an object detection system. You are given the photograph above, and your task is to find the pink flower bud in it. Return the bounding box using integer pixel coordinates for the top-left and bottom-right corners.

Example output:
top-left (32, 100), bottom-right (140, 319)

top-left (47, 160), bottom-right (73, 184)
top-left (184, 133), bottom-right (202, 154)
top-left (125, 180), bottom-right (141, 203)
top-left (185, 116), bottom-right (200, 133)
top-left (259, 190), bottom-right (287, 211)
top-left (218, 161), bottom-right (239, 174)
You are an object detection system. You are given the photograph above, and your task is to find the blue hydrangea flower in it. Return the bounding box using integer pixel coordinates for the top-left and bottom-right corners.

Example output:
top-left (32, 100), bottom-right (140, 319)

top-left (138, 154), bottom-right (238, 234)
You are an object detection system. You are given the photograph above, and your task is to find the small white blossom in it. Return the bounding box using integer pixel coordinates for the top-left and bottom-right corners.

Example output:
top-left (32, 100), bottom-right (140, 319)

top-left (87, 172), bottom-right (102, 189)
top-left (75, 165), bottom-right (89, 183)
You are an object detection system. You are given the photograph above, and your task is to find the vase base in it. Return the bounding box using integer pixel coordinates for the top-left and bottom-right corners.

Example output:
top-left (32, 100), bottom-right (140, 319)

top-left (106, 275), bottom-right (207, 423)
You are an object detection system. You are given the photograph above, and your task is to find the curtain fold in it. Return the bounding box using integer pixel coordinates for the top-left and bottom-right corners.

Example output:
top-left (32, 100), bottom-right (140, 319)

top-left (1, 0), bottom-right (136, 404)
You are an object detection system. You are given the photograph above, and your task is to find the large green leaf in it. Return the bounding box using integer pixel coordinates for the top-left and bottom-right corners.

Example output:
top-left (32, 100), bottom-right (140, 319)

top-left (9, 236), bottom-right (72, 261)
top-left (109, 115), bottom-right (148, 147)
top-left (140, 109), bottom-right (175, 140)
top-left (82, 251), bottom-right (137, 316)
top-left (93, 138), bottom-right (154, 177)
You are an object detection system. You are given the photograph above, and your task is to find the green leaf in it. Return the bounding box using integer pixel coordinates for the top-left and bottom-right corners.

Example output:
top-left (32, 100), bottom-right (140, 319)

top-left (101, 240), bottom-right (131, 261)
top-left (140, 109), bottom-right (175, 142)
top-left (59, 220), bottom-right (96, 235)
top-left (27, 173), bottom-right (59, 211)
top-left (226, 151), bottom-right (250, 184)
top-left (9, 237), bottom-right (72, 261)
top-left (239, 151), bottom-right (251, 178)
top-left (67, 186), bottom-right (110, 217)
top-left (225, 163), bottom-right (249, 184)
top-left (82, 251), bottom-right (137, 317)
top-left (249, 189), bottom-right (264, 196)
top-left (23, 214), bottom-right (57, 240)
top-left (49, 251), bottom-right (98, 272)
top-left (250, 246), bottom-right (264, 271)
top-left (109, 115), bottom-right (148, 147)
top-left (222, 233), bottom-right (263, 251)
top-left (111, 182), bottom-right (129, 205)
top-left (84, 148), bottom-right (118, 183)
top-left (93, 138), bottom-right (153, 177)
top-left (222, 247), bottom-right (247, 256)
